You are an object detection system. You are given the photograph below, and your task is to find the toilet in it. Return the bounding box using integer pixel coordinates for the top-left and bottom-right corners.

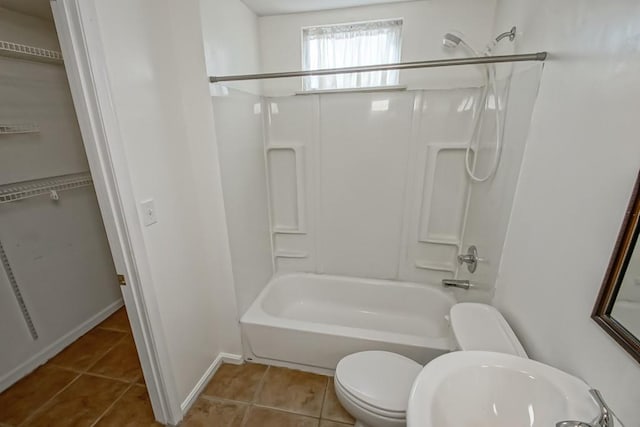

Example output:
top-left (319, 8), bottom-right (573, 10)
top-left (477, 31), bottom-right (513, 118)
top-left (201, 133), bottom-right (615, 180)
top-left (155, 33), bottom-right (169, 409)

top-left (333, 303), bottom-right (528, 427)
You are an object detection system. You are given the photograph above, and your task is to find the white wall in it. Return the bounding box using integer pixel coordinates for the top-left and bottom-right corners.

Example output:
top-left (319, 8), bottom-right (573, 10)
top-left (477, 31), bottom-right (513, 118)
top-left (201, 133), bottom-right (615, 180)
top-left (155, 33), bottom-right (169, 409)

top-left (199, 0), bottom-right (273, 315)
top-left (199, 0), bottom-right (262, 94)
top-left (612, 241), bottom-right (640, 337)
top-left (491, 0), bottom-right (640, 423)
top-left (457, 65), bottom-right (543, 302)
top-left (211, 91), bottom-right (273, 315)
top-left (0, 6), bottom-right (120, 390)
top-left (258, 0), bottom-right (497, 96)
top-left (89, 0), bottom-right (242, 404)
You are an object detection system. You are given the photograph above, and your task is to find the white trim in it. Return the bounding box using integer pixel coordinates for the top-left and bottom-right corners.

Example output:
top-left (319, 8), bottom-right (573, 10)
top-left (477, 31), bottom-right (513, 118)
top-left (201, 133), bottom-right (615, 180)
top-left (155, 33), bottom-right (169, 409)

top-left (0, 299), bottom-right (123, 392)
top-left (179, 352), bottom-right (244, 414)
top-left (300, 17), bottom-right (404, 32)
top-left (220, 352), bottom-right (245, 365)
top-left (50, 0), bottom-right (181, 424)
top-left (246, 355), bottom-right (334, 377)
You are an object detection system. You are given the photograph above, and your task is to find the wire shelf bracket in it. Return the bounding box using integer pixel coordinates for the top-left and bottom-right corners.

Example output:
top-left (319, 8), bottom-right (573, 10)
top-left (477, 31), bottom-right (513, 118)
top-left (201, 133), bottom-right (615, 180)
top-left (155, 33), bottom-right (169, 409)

top-left (0, 173), bottom-right (93, 204)
top-left (0, 123), bottom-right (40, 135)
top-left (0, 40), bottom-right (64, 64)
top-left (0, 239), bottom-right (38, 340)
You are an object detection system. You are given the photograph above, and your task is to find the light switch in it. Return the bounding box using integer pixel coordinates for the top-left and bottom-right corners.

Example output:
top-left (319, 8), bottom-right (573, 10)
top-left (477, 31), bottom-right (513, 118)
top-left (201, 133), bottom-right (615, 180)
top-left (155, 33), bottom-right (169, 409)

top-left (140, 199), bottom-right (157, 226)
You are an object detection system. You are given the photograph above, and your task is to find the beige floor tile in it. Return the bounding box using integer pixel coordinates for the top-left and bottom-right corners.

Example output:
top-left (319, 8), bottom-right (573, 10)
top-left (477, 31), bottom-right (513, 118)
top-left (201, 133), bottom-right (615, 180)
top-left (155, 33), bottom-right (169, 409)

top-left (88, 334), bottom-right (143, 382)
top-left (98, 307), bottom-right (131, 332)
top-left (50, 328), bottom-right (127, 371)
top-left (181, 398), bottom-right (246, 427)
top-left (320, 421), bottom-right (353, 427)
top-left (94, 385), bottom-right (161, 427)
top-left (255, 366), bottom-right (328, 417)
top-left (25, 374), bottom-right (128, 427)
top-left (202, 363), bottom-right (267, 402)
top-left (321, 378), bottom-right (355, 424)
top-left (0, 365), bottom-right (78, 425)
top-left (244, 406), bottom-right (319, 427)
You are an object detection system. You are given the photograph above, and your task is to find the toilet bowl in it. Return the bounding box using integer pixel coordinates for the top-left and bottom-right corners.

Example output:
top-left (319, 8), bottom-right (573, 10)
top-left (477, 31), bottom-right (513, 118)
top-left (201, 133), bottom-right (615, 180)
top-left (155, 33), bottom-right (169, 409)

top-left (333, 303), bottom-right (527, 427)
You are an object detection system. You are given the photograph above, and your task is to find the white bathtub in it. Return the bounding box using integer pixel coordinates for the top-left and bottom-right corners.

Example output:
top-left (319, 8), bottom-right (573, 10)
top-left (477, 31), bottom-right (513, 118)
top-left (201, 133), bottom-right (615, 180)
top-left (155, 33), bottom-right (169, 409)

top-left (240, 273), bottom-right (456, 372)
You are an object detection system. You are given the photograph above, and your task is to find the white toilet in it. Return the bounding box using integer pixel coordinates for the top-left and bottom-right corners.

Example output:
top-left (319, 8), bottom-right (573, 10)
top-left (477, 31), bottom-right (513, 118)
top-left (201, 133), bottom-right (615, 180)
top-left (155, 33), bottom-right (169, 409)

top-left (334, 303), bottom-right (528, 427)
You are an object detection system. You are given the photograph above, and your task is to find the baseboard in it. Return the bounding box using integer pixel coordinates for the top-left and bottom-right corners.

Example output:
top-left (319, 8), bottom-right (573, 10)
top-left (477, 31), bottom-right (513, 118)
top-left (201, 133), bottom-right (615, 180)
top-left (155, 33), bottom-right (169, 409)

top-left (246, 355), bottom-right (334, 376)
top-left (180, 352), bottom-right (244, 414)
top-left (220, 352), bottom-right (244, 365)
top-left (0, 299), bottom-right (124, 392)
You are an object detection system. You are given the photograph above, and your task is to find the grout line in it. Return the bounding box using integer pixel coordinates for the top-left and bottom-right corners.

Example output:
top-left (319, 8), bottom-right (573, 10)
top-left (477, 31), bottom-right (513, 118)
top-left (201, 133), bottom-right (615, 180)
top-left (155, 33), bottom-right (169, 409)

top-left (188, 364), bottom-right (344, 426)
top-left (13, 327), bottom-right (137, 427)
top-left (7, 317), bottom-right (135, 427)
top-left (17, 372), bottom-right (82, 427)
top-left (49, 364), bottom-right (139, 384)
top-left (251, 403), bottom-right (321, 419)
top-left (199, 395), bottom-right (251, 406)
top-left (80, 370), bottom-right (138, 384)
top-left (319, 376), bottom-right (330, 421)
top-left (240, 365), bottom-right (271, 427)
top-left (84, 333), bottom-right (130, 371)
top-left (250, 365), bottom-right (269, 404)
top-left (89, 382), bottom-right (133, 427)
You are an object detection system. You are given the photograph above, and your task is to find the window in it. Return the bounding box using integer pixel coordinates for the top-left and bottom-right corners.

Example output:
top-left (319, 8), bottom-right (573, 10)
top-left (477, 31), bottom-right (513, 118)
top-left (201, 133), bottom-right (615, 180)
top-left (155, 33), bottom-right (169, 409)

top-left (302, 19), bottom-right (402, 91)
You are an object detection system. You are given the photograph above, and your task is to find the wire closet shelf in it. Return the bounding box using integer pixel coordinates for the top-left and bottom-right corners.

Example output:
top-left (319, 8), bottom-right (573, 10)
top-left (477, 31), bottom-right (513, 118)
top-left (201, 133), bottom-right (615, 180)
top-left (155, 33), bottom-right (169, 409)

top-left (209, 52), bottom-right (547, 83)
top-left (0, 40), bottom-right (63, 64)
top-left (0, 173), bottom-right (93, 204)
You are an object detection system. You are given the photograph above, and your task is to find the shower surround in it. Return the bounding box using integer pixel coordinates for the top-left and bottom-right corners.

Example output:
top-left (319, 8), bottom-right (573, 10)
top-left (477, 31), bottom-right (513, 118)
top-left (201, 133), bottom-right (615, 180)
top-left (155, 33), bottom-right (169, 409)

top-left (212, 67), bottom-right (541, 370)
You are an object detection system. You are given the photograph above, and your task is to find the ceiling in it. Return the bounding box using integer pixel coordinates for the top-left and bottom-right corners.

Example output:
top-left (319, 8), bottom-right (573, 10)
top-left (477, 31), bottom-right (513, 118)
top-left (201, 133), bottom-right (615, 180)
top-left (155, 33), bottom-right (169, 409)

top-left (0, 0), bottom-right (411, 20)
top-left (0, 0), bottom-right (53, 20)
top-left (241, 0), bottom-right (411, 16)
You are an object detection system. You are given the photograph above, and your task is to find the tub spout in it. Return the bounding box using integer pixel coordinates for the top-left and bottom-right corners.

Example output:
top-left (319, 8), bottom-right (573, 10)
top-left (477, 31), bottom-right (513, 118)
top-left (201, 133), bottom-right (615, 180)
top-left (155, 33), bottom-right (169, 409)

top-left (442, 279), bottom-right (473, 290)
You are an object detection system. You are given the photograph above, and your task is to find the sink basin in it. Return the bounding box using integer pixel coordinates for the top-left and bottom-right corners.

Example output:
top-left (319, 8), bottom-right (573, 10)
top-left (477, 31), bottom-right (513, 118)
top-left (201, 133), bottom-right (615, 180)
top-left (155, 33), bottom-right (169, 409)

top-left (407, 351), bottom-right (599, 427)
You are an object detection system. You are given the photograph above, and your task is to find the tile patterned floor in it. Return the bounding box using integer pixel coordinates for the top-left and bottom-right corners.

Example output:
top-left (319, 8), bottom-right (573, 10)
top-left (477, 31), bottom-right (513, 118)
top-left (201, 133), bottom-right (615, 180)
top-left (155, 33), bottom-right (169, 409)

top-left (183, 363), bottom-right (355, 427)
top-left (0, 307), bottom-right (158, 427)
top-left (1, 307), bottom-right (355, 427)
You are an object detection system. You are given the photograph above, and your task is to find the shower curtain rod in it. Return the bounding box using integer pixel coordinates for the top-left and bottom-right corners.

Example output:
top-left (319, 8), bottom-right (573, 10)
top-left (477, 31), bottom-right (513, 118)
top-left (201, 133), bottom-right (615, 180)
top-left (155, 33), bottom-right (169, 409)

top-left (209, 52), bottom-right (547, 83)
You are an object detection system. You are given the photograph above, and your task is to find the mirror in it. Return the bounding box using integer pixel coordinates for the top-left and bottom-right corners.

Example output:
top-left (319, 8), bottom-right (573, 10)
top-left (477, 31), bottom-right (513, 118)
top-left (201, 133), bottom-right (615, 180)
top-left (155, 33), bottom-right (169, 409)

top-left (593, 171), bottom-right (640, 362)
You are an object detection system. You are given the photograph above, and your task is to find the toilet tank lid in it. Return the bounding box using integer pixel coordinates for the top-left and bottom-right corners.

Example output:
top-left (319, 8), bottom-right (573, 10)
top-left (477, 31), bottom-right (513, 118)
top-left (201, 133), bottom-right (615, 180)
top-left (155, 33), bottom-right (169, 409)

top-left (450, 303), bottom-right (528, 358)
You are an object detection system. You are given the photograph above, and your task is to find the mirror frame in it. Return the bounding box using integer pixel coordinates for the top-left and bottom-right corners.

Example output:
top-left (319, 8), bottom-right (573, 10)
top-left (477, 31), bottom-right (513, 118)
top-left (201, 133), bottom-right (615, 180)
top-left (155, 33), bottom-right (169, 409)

top-left (592, 170), bottom-right (640, 363)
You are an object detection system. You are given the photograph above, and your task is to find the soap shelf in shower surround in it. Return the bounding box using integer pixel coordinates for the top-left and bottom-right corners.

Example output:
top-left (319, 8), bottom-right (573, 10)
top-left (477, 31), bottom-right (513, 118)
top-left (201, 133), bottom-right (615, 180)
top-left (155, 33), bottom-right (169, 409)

top-left (274, 251), bottom-right (309, 259)
top-left (415, 261), bottom-right (457, 273)
top-left (0, 173), bottom-right (93, 204)
top-left (0, 40), bottom-right (63, 64)
top-left (0, 123), bottom-right (40, 135)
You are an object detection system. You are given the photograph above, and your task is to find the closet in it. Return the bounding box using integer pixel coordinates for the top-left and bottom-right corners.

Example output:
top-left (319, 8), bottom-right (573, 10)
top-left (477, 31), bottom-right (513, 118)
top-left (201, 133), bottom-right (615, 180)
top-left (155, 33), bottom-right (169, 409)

top-left (0, 5), bottom-right (121, 391)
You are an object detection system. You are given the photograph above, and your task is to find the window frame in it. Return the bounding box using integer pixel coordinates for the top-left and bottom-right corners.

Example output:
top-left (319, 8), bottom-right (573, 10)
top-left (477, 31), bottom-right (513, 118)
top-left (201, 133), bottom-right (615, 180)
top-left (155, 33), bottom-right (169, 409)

top-left (299, 18), bottom-right (404, 92)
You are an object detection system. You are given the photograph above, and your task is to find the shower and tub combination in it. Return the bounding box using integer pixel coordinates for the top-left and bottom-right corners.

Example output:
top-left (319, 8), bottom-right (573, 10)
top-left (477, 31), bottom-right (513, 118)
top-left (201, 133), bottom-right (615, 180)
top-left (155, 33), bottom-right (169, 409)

top-left (211, 28), bottom-right (545, 372)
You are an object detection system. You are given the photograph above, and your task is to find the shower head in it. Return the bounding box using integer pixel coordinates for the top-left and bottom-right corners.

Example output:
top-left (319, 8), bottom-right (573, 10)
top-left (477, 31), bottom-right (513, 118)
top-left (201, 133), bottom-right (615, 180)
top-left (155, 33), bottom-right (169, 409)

top-left (442, 32), bottom-right (463, 48)
top-left (442, 31), bottom-right (481, 56)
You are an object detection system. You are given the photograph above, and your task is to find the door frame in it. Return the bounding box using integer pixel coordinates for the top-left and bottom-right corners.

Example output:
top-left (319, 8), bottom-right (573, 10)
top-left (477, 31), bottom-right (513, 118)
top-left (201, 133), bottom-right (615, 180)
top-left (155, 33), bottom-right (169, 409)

top-left (50, 0), bottom-right (182, 423)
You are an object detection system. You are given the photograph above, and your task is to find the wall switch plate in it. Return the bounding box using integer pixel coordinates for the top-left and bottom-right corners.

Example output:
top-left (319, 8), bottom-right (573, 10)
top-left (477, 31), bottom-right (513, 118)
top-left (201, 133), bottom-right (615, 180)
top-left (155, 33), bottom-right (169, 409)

top-left (140, 199), bottom-right (157, 226)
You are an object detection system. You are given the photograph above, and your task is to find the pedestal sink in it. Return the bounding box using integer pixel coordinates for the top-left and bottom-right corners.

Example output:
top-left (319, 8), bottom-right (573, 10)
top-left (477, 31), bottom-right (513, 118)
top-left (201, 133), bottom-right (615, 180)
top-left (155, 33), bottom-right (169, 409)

top-left (407, 351), bottom-right (600, 427)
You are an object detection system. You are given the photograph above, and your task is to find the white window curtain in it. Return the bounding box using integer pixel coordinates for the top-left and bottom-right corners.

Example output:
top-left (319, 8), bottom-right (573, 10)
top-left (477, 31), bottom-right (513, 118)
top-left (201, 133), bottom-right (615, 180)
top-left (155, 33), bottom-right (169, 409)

top-left (302, 20), bottom-right (402, 91)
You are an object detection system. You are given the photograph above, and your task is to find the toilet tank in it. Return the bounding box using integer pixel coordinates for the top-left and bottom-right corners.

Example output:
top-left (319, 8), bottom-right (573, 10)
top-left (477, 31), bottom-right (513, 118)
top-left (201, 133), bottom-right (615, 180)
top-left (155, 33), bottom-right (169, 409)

top-left (450, 303), bottom-right (528, 358)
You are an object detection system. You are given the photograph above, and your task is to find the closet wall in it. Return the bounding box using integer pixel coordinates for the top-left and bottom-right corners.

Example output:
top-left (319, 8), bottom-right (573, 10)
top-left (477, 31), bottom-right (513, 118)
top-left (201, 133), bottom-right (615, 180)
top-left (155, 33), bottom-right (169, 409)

top-left (0, 6), bottom-right (121, 391)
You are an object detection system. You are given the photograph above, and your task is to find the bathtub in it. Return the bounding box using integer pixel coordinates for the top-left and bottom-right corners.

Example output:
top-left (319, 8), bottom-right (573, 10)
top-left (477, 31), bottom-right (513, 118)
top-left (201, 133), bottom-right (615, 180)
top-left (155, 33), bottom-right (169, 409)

top-left (240, 273), bottom-right (456, 372)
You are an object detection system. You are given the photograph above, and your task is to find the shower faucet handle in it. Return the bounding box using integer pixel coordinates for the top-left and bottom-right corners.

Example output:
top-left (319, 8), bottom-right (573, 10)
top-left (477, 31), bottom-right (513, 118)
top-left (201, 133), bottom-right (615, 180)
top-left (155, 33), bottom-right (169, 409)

top-left (457, 245), bottom-right (483, 273)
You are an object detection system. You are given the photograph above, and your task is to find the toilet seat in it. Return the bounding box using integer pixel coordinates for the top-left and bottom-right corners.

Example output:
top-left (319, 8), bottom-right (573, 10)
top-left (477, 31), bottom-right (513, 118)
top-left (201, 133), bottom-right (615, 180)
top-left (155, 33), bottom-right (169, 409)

top-left (335, 377), bottom-right (406, 420)
top-left (450, 303), bottom-right (528, 358)
top-left (335, 351), bottom-right (422, 417)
